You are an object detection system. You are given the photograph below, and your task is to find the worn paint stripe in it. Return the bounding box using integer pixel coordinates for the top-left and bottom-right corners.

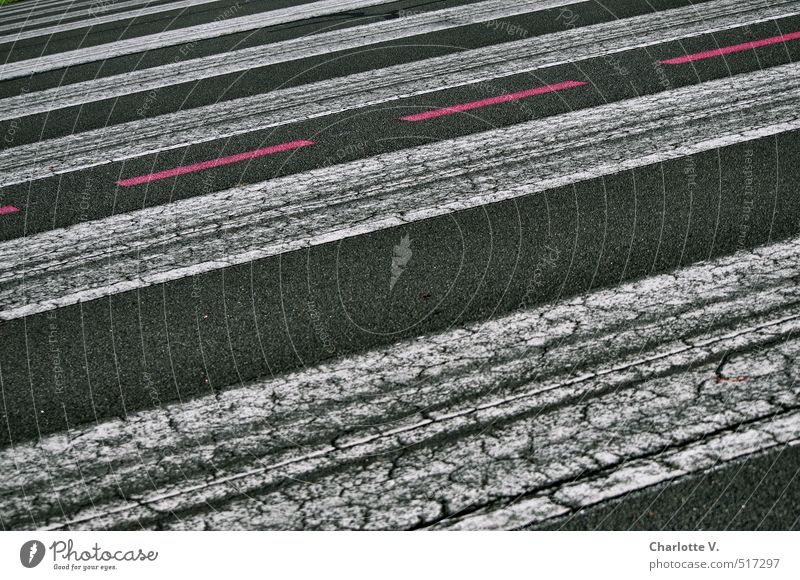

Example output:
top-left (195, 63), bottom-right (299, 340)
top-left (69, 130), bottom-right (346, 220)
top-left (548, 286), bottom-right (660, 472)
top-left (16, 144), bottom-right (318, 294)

top-left (399, 80), bottom-right (588, 121)
top-left (115, 139), bottom-right (315, 186)
top-left (659, 30), bottom-right (800, 64)
top-left (2, 233), bottom-right (798, 530)
top-left (1, 0), bottom-right (796, 185)
top-left (0, 62), bottom-right (797, 321)
top-left (0, 0), bottom-right (404, 81)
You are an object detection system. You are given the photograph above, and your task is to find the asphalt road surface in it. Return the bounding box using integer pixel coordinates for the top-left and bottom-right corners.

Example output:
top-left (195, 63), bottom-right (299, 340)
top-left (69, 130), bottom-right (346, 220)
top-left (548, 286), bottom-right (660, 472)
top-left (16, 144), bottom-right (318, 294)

top-left (0, 0), bottom-right (798, 530)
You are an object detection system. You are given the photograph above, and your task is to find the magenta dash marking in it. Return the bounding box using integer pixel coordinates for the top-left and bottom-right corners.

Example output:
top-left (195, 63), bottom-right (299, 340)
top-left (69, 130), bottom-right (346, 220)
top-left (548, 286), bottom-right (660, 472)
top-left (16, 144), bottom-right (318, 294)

top-left (399, 80), bottom-right (588, 122)
top-left (659, 31), bottom-right (800, 64)
top-left (0, 205), bottom-right (20, 216)
top-left (115, 139), bottom-right (316, 186)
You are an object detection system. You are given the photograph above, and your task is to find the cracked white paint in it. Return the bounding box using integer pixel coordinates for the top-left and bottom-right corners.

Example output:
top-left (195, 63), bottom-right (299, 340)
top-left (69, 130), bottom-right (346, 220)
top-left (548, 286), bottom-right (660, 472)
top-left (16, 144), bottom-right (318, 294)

top-left (1, 0), bottom-right (797, 171)
top-left (1, 235), bottom-right (798, 530)
top-left (0, 0), bottom-right (154, 21)
top-left (1, 0), bottom-right (792, 121)
top-left (0, 0), bottom-right (415, 80)
top-left (1, 61), bottom-right (798, 320)
top-left (0, 0), bottom-right (237, 41)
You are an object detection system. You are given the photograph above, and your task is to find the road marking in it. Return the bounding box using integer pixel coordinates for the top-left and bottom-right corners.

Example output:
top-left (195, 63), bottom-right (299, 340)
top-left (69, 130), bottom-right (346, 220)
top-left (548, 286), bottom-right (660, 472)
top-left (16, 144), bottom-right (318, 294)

top-left (1, 62), bottom-right (797, 322)
top-left (3, 232), bottom-right (799, 530)
top-left (2, 0), bottom-right (796, 185)
top-left (0, 0), bottom-right (576, 120)
top-left (0, 205), bottom-right (20, 216)
top-left (0, 0), bottom-right (227, 39)
top-left (115, 140), bottom-right (315, 186)
top-left (0, 0), bottom-right (402, 81)
top-left (0, 0), bottom-right (84, 18)
top-left (399, 80), bottom-right (588, 121)
top-left (659, 30), bottom-right (800, 64)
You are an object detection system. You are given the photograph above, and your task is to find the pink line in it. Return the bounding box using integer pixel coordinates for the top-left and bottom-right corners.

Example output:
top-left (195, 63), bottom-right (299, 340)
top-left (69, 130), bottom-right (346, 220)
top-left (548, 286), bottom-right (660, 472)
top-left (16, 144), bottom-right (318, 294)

top-left (659, 31), bottom-right (800, 64)
top-left (0, 205), bottom-right (20, 216)
top-left (399, 80), bottom-right (588, 122)
top-left (115, 139), bottom-right (316, 186)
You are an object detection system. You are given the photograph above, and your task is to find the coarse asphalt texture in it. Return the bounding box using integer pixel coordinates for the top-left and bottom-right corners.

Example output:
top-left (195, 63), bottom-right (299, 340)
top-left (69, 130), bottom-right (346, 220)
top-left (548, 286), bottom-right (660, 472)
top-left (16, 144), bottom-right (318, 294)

top-left (0, 0), bottom-right (798, 530)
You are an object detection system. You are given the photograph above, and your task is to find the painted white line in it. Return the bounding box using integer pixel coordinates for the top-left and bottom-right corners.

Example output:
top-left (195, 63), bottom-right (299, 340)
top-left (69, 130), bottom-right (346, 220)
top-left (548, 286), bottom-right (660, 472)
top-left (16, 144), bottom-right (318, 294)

top-left (0, 0), bottom-right (230, 38)
top-left (1, 0), bottom-right (163, 22)
top-left (0, 0), bottom-right (795, 180)
top-left (437, 416), bottom-right (800, 530)
top-left (2, 233), bottom-right (798, 529)
top-left (0, 0), bottom-right (95, 19)
top-left (0, 0), bottom-right (580, 116)
top-left (0, 62), bottom-right (798, 321)
top-left (0, 0), bottom-right (403, 80)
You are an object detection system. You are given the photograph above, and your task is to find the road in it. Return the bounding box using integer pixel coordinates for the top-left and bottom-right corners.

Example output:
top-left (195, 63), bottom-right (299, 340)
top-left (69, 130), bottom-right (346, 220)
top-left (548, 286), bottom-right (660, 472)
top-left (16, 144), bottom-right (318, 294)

top-left (0, 0), bottom-right (798, 530)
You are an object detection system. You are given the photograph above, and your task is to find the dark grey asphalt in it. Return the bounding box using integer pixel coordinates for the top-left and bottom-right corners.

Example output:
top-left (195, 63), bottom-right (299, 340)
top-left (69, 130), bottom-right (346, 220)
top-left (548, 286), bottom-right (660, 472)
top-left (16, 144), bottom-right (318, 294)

top-left (2, 131), bottom-right (797, 444)
top-left (2, 13), bottom-right (800, 241)
top-left (530, 443), bottom-right (800, 531)
top-left (0, 0), bottom-right (798, 530)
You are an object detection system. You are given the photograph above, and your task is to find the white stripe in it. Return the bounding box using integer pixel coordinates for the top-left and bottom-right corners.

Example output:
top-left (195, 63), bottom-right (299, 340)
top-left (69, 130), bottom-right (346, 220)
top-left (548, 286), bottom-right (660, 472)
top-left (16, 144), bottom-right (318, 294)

top-left (0, 0), bottom-right (794, 179)
top-left (0, 0), bottom-right (227, 37)
top-left (0, 0), bottom-right (88, 18)
top-left (4, 0), bottom-right (201, 18)
top-left (0, 0), bottom-right (571, 108)
top-left (5, 0), bottom-right (793, 122)
top-left (0, 0), bottom-right (149, 26)
top-left (0, 0), bottom-right (152, 21)
top-left (0, 0), bottom-right (403, 80)
top-left (0, 62), bottom-right (797, 321)
top-left (2, 232), bottom-right (798, 529)
top-left (439, 416), bottom-right (800, 530)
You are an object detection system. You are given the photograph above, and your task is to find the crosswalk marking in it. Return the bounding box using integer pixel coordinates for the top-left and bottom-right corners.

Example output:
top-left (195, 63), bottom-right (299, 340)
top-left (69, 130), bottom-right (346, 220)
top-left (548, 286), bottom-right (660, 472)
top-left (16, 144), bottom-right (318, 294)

top-left (0, 0), bottom-right (229, 38)
top-left (2, 61), bottom-right (797, 321)
top-left (0, 0), bottom-right (588, 118)
top-left (399, 80), bottom-right (588, 121)
top-left (3, 231), bottom-right (797, 530)
top-left (0, 0), bottom-right (406, 80)
top-left (659, 29), bottom-right (800, 64)
top-left (1, 0), bottom-right (795, 186)
top-left (115, 139), bottom-right (316, 186)
top-left (1, 0), bottom-right (799, 532)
